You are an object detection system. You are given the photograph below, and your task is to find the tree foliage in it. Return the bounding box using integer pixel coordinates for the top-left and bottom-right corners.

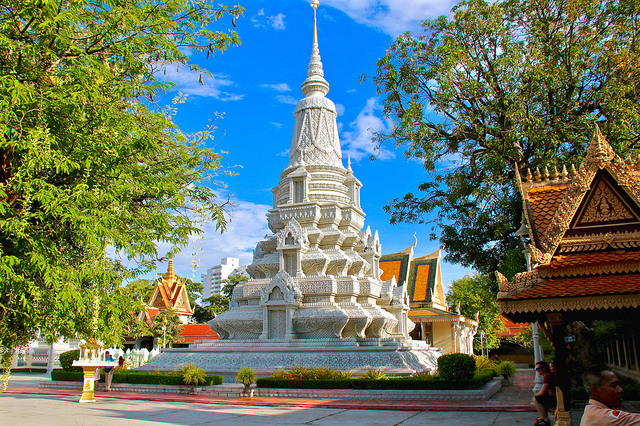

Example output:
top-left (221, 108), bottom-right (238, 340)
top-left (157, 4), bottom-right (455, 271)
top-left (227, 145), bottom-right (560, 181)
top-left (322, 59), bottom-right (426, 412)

top-left (372, 0), bottom-right (640, 276)
top-left (149, 308), bottom-right (182, 348)
top-left (0, 0), bottom-right (242, 356)
top-left (446, 274), bottom-right (505, 350)
top-left (192, 294), bottom-right (229, 323)
top-left (192, 274), bottom-right (246, 323)
top-left (221, 274), bottom-right (248, 298)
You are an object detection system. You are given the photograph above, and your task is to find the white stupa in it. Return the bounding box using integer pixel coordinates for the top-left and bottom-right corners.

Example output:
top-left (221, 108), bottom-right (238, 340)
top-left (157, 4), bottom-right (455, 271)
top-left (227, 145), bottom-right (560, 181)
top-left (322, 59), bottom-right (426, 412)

top-left (141, 1), bottom-right (442, 376)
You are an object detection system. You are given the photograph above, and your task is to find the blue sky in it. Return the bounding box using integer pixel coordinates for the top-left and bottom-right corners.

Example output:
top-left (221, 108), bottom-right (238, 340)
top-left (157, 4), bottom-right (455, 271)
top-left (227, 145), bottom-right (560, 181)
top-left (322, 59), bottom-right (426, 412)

top-left (149, 0), bottom-right (474, 294)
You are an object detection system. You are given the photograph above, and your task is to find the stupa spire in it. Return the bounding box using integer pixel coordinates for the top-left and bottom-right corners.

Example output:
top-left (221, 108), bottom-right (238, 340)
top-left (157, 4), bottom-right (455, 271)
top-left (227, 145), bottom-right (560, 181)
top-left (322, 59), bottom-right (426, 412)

top-left (301, 0), bottom-right (329, 97)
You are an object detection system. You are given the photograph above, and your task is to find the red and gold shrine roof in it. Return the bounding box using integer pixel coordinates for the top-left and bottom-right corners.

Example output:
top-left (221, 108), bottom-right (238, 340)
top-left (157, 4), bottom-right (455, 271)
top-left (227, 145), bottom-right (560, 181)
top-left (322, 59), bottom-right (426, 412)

top-left (498, 127), bottom-right (640, 322)
top-left (147, 260), bottom-right (194, 317)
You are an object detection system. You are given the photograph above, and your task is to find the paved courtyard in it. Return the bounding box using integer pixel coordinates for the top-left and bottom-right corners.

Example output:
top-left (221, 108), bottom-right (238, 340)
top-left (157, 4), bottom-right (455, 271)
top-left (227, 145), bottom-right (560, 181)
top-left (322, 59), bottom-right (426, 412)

top-left (0, 393), bottom-right (532, 425)
top-left (4, 370), bottom-right (638, 425)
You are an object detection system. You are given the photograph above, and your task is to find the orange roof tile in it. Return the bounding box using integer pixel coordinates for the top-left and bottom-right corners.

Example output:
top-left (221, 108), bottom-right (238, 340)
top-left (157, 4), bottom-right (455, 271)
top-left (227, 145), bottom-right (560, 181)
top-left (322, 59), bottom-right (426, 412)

top-left (528, 184), bottom-right (568, 237)
top-left (546, 250), bottom-right (640, 269)
top-left (506, 272), bottom-right (640, 300)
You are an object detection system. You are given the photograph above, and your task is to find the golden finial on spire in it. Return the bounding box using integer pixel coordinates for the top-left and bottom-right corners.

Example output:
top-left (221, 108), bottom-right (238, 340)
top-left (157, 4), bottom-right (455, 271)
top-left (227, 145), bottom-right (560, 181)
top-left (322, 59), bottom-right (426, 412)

top-left (311, 0), bottom-right (319, 44)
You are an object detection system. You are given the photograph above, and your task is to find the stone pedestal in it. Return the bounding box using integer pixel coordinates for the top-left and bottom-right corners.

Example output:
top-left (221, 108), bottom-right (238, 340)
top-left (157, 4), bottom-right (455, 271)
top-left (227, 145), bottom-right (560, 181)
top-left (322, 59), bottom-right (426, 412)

top-left (79, 366), bottom-right (97, 403)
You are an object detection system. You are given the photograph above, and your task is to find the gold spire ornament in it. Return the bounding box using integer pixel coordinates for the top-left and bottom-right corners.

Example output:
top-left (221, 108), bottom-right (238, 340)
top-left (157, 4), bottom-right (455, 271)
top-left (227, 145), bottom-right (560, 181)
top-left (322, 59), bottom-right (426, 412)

top-left (311, 0), bottom-right (319, 43)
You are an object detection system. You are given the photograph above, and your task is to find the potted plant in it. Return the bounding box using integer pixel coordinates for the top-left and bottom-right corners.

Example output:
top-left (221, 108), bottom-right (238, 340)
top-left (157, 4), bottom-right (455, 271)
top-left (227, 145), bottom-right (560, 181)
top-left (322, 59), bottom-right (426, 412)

top-left (178, 363), bottom-right (207, 394)
top-left (235, 367), bottom-right (257, 397)
top-left (495, 360), bottom-right (517, 386)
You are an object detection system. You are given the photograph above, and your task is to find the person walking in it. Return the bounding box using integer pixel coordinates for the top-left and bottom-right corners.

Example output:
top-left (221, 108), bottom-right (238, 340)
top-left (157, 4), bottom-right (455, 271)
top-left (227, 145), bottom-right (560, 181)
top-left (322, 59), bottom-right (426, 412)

top-left (104, 351), bottom-right (115, 392)
top-left (580, 365), bottom-right (640, 425)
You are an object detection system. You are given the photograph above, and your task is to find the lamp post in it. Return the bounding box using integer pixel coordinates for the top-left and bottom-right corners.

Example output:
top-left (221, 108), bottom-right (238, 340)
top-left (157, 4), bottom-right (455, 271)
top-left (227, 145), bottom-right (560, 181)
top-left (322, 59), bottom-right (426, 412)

top-left (516, 217), bottom-right (543, 393)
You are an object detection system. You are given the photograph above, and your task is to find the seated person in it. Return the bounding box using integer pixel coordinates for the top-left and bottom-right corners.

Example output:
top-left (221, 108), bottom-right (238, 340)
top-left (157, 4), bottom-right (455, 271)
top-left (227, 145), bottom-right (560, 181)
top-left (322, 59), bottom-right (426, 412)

top-left (533, 361), bottom-right (556, 426)
top-left (581, 365), bottom-right (640, 425)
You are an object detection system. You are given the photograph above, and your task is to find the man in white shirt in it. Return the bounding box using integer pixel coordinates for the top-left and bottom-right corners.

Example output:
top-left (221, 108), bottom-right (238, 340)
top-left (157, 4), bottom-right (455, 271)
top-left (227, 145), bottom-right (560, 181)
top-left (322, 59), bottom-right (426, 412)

top-left (580, 365), bottom-right (640, 425)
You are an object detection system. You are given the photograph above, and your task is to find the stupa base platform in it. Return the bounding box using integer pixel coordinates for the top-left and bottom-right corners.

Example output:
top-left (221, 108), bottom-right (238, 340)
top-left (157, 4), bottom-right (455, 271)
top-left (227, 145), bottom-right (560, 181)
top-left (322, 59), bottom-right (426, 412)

top-left (139, 338), bottom-right (442, 380)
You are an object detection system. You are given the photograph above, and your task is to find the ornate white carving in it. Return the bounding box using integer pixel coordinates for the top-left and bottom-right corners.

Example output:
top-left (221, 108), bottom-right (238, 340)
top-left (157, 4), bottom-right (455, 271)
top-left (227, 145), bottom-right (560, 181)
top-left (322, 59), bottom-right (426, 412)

top-left (277, 219), bottom-right (309, 249)
top-left (260, 271), bottom-right (303, 306)
top-left (293, 307), bottom-right (348, 338)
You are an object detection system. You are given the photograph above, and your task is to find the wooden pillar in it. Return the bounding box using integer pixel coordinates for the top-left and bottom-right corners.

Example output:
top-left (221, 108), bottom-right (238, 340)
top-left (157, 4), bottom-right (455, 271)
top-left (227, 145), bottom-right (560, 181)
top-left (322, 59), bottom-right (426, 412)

top-left (547, 312), bottom-right (571, 426)
top-left (632, 334), bottom-right (639, 373)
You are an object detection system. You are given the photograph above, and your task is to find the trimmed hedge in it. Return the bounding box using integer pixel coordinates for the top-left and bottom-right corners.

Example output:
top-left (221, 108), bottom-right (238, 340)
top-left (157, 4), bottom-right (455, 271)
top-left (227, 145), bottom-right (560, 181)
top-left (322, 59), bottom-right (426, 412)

top-left (58, 350), bottom-right (82, 372)
top-left (256, 371), bottom-right (495, 390)
top-left (50, 369), bottom-right (223, 386)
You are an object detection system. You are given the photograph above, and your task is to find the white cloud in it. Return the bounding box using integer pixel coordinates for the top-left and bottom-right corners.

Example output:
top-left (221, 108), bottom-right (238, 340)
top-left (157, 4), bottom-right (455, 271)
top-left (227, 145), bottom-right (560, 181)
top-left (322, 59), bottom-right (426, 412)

top-left (158, 65), bottom-right (242, 100)
top-left (252, 9), bottom-right (287, 30)
top-left (271, 122), bottom-right (284, 128)
top-left (340, 97), bottom-right (395, 161)
top-left (268, 13), bottom-right (286, 30)
top-left (276, 95), bottom-right (298, 105)
top-left (335, 103), bottom-right (346, 116)
top-left (321, 0), bottom-right (456, 36)
top-left (260, 83), bottom-right (292, 92)
top-left (277, 149), bottom-right (290, 157)
top-left (114, 198), bottom-right (272, 283)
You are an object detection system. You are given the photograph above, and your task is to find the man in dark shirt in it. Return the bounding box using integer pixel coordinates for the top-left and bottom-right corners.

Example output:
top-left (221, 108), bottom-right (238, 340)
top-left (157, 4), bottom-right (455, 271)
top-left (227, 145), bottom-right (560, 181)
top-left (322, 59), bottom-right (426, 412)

top-left (533, 361), bottom-right (557, 426)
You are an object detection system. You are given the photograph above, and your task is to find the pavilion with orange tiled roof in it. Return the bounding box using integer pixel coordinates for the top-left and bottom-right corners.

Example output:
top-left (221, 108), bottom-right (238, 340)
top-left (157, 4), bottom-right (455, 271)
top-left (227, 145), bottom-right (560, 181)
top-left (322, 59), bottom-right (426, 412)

top-left (497, 127), bottom-right (640, 425)
top-left (125, 261), bottom-right (219, 350)
top-left (147, 259), bottom-right (194, 324)
top-left (380, 243), bottom-right (478, 355)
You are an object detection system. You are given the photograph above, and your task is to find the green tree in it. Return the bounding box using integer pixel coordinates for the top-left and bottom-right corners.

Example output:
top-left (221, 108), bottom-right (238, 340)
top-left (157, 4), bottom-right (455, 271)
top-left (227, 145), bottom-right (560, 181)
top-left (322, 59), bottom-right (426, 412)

top-left (179, 276), bottom-right (204, 308)
top-left (149, 309), bottom-right (182, 348)
top-left (222, 274), bottom-right (248, 298)
top-left (446, 274), bottom-right (505, 350)
top-left (124, 279), bottom-right (154, 303)
top-left (372, 0), bottom-right (640, 278)
top-left (192, 294), bottom-right (229, 323)
top-left (0, 0), bottom-right (242, 362)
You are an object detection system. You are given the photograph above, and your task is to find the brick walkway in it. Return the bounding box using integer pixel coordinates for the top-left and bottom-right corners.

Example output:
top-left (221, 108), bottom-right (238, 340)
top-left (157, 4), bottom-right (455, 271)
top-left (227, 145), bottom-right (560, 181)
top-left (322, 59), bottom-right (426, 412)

top-left (4, 369), bottom-right (537, 412)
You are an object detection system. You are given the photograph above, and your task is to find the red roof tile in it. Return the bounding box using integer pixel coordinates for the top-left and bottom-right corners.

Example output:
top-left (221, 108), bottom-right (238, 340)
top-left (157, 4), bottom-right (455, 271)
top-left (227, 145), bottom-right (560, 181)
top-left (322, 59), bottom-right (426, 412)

top-left (178, 324), bottom-right (219, 344)
top-left (506, 272), bottom-right (640, 300)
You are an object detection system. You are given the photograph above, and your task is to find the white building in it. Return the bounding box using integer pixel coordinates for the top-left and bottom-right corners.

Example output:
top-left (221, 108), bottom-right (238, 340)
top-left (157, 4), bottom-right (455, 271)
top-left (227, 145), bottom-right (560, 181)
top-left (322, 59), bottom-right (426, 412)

top-left (202, 257), bottom-right (241, 300)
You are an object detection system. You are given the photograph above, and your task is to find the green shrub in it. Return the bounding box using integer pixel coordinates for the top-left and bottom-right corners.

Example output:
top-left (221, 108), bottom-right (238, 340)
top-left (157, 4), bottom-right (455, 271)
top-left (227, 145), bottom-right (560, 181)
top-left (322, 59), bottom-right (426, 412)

top-left (256, 371), bottom-right (495, 390)
top-left (58, 350), bottom-right (81, 371)
top-left (475, 356), bottom-right (497, 374)
top-left (177, 363), bottom-right (207, 386)
top-left (437, 353), bottom-right (476, 381)
top-left (235, 367), bottom-right (257, 388)
top-left (50, 369), bottom-right (222, 386)
top-left (410, 370), bottom-right (433, 380)
top-left (270, 365), bottom-right (351, 380)
top-left (51, 369), bottom-right (83, 381)
top-left (361, 368), bottom-right (387, 380)
top-left (495, 361), bottom-right (517, 379)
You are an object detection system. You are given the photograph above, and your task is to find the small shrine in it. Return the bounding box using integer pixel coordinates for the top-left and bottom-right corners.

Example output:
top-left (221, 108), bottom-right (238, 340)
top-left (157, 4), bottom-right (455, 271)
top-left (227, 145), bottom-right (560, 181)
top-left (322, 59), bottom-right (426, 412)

top-left (380, 244), bottom-right (478, 355)
top-left (497, 127), bottom-right (640, 425)
top-left (147, 259), bottom-right (193, 324)
top-left (72, 339), bottom-right (116, 403)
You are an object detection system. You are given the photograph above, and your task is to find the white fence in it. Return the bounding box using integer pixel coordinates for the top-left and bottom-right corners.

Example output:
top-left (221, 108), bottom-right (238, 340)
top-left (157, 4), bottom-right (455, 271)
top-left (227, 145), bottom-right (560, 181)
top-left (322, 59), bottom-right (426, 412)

top-left (10, 344), bottom-right (159, 371)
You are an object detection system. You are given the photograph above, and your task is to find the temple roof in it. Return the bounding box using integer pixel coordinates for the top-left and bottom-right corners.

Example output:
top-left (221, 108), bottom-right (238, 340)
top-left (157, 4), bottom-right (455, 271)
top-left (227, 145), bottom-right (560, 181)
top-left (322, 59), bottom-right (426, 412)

top-left (380, 246), bottom-right (447, 309)
top-left (147, 260), bottom-right (194, 317)
top-left (498, 127), bottom-right (640, 322)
